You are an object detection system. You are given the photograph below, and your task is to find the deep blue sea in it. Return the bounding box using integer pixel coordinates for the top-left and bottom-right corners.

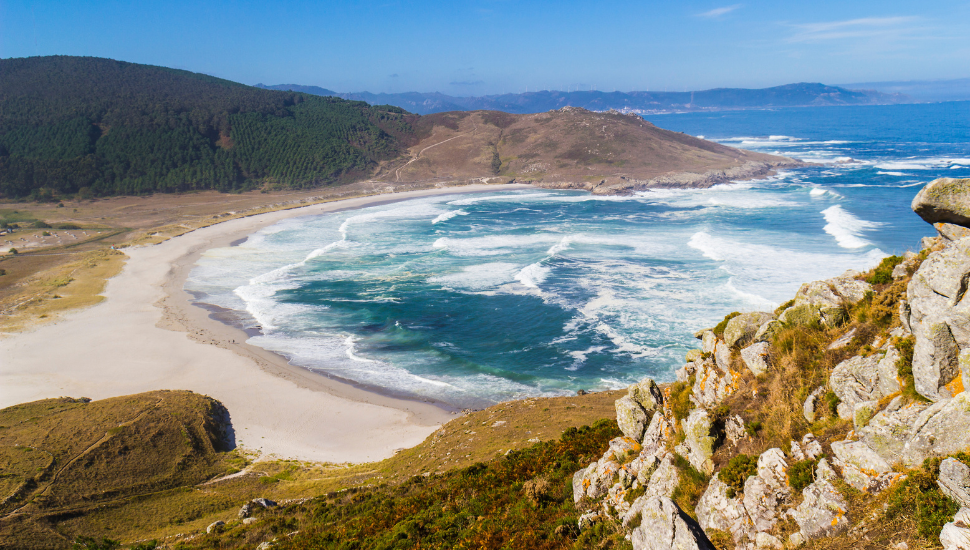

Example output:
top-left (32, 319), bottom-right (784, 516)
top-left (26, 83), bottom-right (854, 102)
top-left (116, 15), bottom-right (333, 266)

top-left (186, 101), bottom-right (970, 409)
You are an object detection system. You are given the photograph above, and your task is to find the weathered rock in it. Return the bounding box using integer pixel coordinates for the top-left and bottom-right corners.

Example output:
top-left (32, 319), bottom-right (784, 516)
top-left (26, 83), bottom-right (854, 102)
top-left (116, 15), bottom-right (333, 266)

top-left (800, 433), bottom-right (824, 461)
top-left (238, 502), bottom-right (253, 519)
top-left (853, 400), bottom-right (880, 430)
top-left (803, 386), bottom-right (826, 423)
top-left (692, 355), bottom-right (741, 409)
top-left (685, 349), bottom-right (704, 363)
top-left (629, 378), bottom-right (664, 413)
top-left (714, 340), bottom-right (732, 372)
top-left (828, 327), bottom-right (857, 350)
top-left (940, 506), bottom-right (970, 550)
top-left (725, 415), bottom-right (747, 446)
top-left (740, 341), bottom-right (771, 376)
top-left (572, 469), bottom-right (588, 503)
top-left (899, 299), bottom-right (913, 334)
top-left (242, 517), bottom-right (257, 525)
top-left (793, 281), bottom-right (847, 327)
top-left (859, 400), bottom-right (929, 465)
top-left (831, 440), bottom-right (893, 492)
top-left (630, 496), bottom-right (717, 550)
top-left (756, 532), bottom-right (784, 549)
top-left (645, 453), bottom-right (680, 499)
top-left (904, 392), bottom-right (970, 467)
top-left (256, 542), bottom-right (275, 550)
top-left (829, 271), bottom-right (872, 304)
top-left (792, 460), bottom-right (849, 540)
top-left (739, 449), bottom-right (791, 534)
top-left (724, 312), bottom-right (775, 348)
top-left (642, 411), bottom-right (674, 454)
top-left (616, 395), bottom-right (649, 440)
top-left (681, 409), bottom-right (716, 475)
top-left (206, 520), bottom-right (225, 534)
top-left (939, 222), bottom-right (970, 243)
top-left (923, 235), bottom-right (943, 250)
top-left (911, 178), bottom-right (970, 227)
top-left (578, 510), bottom-right (601, 530)
top-left (676, 360), bottom-right (701, 383)
top-left (906, 236), bottom-right (970, 400)
top-left (700, 330), bottom-right (717, 354)
top-left (696, 475), bottom-right (753, 546)
top-left (939, 458), bottom-right (970, 508)
top-left (754, 319), bottom-right (782, 343)
top-left (829, 350), bottom-right (900, 419)
top-left (253, 497), bottom-right (277, 508)
top-left (779, 303), bottom-right (822, 327)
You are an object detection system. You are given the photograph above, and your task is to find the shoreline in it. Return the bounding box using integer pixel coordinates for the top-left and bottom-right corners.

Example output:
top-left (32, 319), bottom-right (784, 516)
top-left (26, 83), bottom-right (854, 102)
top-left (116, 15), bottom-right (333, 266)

top-left (0, 183), bottom-right (532, 463)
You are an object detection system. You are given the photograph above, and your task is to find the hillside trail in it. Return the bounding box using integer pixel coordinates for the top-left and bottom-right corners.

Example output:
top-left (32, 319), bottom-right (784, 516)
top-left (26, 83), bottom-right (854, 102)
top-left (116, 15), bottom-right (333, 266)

top-left (2, 399), bottom-right (162, 519)
top-left (395, 127), bottom-right (478, 182)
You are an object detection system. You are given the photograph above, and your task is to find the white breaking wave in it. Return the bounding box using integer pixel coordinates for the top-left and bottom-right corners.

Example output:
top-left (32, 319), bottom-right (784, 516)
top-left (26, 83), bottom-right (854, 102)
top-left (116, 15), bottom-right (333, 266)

top-left (432, 209), bottom-right (468, 224)
top-left (821, 205), bottom-right (883, 249)
top-left (515, 263), bottom-right (551, 289)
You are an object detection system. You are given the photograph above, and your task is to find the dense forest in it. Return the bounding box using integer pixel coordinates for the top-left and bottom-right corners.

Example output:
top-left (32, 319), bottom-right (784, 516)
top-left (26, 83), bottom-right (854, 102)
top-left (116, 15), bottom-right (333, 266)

top-left (0, 56), bottom-right (417, 199)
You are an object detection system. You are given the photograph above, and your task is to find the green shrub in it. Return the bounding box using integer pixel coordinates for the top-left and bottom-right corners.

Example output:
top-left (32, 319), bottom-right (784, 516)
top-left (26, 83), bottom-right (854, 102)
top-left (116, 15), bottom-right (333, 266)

top-left (886, 457), bottom-right (958, 540)
top-left (713, 312), bottom-right (741, 337)
top-left (824, 390), bottom-right (840, 416)
top-left (71, 537), bottom-right (120, 550)
top-left (669, 378), bottom-right (694, 422)
top-left (719, 454), bottom-right (757, 498)
top-left (893, 335), bottom-right (927, 402)
top-left (55, 223), bottom-right (81, 230)
top-left (32, 220), bottom-right (51, 228)
top-left (867, 255), bottom-right (903, 285)
top-left (788, 458), bottom-right (820, 492)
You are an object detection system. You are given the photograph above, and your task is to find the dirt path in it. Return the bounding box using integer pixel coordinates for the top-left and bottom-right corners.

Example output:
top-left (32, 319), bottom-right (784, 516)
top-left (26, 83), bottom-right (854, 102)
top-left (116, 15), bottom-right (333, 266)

top-left (395, 128), bottom-right (477, 182)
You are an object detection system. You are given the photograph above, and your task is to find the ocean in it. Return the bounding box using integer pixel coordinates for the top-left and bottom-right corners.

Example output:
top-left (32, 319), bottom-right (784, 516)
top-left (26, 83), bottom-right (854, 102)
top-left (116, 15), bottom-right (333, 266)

top-left (185, 101), bottom-right (970, 410)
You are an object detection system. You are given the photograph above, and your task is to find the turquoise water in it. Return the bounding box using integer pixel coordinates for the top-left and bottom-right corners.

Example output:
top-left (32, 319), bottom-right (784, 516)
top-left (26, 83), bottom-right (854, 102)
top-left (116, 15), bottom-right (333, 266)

top-left (186, 102), bottom-right (970, 409)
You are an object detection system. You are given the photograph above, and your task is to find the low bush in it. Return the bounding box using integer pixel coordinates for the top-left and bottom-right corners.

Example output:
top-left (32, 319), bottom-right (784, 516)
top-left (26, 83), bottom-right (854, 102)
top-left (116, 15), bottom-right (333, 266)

top-left (787, 458), bottom-right (820, 493)
top-left (719, 454), bottom-right (757, 498)
top-left (867, 255), bottom-right (903, 285)
top-left (886, 457), bottom-right (958, 541)
top-left (671, 454), bottom-right (709, 518)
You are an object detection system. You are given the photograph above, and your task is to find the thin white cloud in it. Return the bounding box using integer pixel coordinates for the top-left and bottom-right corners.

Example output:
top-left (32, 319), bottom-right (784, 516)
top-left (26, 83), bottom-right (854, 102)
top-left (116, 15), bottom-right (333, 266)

top-left (698, 4), bottom-right (741, 18)
top-left (789, 16), bottom-right (921, 42)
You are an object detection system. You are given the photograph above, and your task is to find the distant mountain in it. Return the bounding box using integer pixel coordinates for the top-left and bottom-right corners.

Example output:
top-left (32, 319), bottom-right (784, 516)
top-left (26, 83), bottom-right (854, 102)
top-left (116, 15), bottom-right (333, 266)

top-left (254, 83), bottom-right (338, 96)
top-left (838, 78), bottom-right (970, 102)
top-left (257, 82), bottom-right (911, 115)
top-left (0, 56), bottom-right (416, 199)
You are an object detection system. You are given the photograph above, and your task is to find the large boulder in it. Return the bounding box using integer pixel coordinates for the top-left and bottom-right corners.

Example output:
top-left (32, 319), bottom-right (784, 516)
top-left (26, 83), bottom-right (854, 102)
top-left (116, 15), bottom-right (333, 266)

top-left (630, 496), bottom-right (717, 550)
top-left (616, 396), bottom-right (650, 440)
top-left (905, 236), bottom-right (970, 401)
top-left (740, 341), bottom-right (771, 376)
top-left (939, 458), bottom-right (970, 508)
top-left (696, 475), bottom-right (754, 547)
top-left (629, 378), bottom-right (665, 413)
top-left (831, 440), bottom-right (896, 492)
top-left (692, 354), bottom-right (741, 409)
top-left (903, 391), bottom-right (970, 467)
top-left (679, 409), bottom-right (716, 475)
top-left (724, 312), bottom-right (775, 348)
top-left (829, 350), bottom-right (901, 419)
top-left (858, 398), bottom-right (929, 464)
top-left (912, 178), bottom-right (970, 227)
top-left (792, 459), bottom-right (850, 540)
top-left (942, 507), bottom-right (970, 550)
top-left (742, 449), bottom-right (791, 533)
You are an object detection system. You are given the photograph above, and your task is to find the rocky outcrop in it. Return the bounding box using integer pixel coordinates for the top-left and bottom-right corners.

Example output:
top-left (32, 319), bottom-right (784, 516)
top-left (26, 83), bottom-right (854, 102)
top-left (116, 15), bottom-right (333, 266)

top-left (940, 458), bottom-right (970, 508)
top-left (678, 409), bottom-right (715, 475)
top-left (831, 440), bottom-right (897, 492)
top-left (941, 507), bottom-right (970, 550)
top-left (724, 312), bottom-right (775, 348)
top-left (912, 178), bottom-right (970, 227)
top-left (631, 497), bottom-right (717, 550)
top-left (778, 272), bottom-right (872, 328)
top-left (740, 342), bottom-right (770, 376)
top-left (616, 379), bottom-right (665, 440)
top-left (829, 349), bottom-right (901, 419)
top-left (904, 235), bottom-right (970, 401)
top-left (792, 459), bottom-right (850, 540)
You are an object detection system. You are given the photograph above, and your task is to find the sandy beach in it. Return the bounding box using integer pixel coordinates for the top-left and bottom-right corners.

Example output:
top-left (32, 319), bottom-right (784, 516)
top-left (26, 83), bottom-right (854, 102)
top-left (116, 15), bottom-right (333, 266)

top-left (0, 183), bottom-right (532, 463)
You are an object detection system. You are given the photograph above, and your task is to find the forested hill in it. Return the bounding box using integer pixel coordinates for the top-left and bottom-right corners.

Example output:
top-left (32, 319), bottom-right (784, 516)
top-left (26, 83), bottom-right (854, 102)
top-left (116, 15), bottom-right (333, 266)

top-left (0, 56), bottom-right (417, 199)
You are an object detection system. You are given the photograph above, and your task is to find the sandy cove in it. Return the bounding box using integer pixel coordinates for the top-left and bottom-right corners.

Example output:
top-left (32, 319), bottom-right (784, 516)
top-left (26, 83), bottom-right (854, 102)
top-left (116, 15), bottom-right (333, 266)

top-left (0, 184), bottom-right (533, 463)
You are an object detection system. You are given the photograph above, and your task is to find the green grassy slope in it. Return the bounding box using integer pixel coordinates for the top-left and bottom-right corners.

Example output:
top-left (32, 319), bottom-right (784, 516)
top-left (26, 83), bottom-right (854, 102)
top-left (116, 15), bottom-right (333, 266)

top-left (0, 56), bottom-right (417, 199)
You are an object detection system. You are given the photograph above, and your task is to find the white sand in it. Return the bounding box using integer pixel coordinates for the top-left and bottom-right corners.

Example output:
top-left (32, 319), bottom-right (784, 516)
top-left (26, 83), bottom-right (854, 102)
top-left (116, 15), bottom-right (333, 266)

top-left (0, 184), bottom-right (532, 463)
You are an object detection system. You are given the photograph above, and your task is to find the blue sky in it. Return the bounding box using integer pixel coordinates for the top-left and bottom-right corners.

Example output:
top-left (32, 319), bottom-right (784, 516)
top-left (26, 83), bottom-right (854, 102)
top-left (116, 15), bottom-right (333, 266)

top-left (1, 0), bottom-right (968, 95)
